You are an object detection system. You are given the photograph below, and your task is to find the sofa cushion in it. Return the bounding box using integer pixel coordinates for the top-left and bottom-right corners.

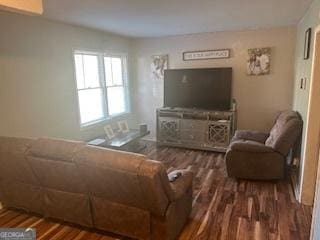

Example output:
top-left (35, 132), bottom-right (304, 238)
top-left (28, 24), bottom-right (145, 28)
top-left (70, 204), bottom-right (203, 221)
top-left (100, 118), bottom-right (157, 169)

top-left (74, 146), bottom-right (147, 208)
top-left (28, 137), bottom-right (84, 162)
top-left (226, 150), bottom-right (285, 179)
top-left (0, 137), bottom-right (44, 214)
top-left (230, 140), bottom-right (274, 153)
top-left (232, 130), bottom-right (269, 143)
top-left (91, 197), bottom-right (150, 240)
top-left (138, 160), bottom-right (172, 215)
top-left (44, 189), bottom-right (92, 227)
top-left (26, 138), bottom-right (92, 227)
top-left (27, 138), bottom-right (86, 193)
top-left (75, 146), bottom-right (171, 217)
top-left (0, 180), bottom-right (43, 214)
top-left (28, 156), bottom-right (88, 193)
top-left (0, 136), bottom-right (37, 184)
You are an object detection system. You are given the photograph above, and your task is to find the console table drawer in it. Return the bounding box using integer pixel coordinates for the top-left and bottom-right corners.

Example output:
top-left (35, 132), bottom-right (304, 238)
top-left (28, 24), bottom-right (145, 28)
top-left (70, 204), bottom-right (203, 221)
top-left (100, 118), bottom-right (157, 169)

top-left (181, 120), bottom-right (206, 131)
top-left (158, 117), bottom-right (180, 141)
top-left (181, 130), bottom-right (205, 142)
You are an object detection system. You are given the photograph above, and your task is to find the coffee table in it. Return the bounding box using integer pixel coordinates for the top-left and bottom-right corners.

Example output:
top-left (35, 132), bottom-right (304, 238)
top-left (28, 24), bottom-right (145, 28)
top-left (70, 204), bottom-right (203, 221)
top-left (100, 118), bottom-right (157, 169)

top-left (88, 130), bottom-right (150, 152)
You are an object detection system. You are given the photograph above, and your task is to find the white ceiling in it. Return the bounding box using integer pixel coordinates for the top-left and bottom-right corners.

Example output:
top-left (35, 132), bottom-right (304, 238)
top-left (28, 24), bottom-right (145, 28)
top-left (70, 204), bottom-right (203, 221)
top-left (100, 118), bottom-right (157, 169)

top-left (42, 0), bottom-right (313, 38)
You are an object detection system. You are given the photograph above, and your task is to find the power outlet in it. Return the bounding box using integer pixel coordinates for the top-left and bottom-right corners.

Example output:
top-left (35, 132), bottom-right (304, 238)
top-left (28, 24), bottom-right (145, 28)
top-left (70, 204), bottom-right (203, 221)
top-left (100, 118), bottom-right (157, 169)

top-left (300, 78), bottom-right (307, 90)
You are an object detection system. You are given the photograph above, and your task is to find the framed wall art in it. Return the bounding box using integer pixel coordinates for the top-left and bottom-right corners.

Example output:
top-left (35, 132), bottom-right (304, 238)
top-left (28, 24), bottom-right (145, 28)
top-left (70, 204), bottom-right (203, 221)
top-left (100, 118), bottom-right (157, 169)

top-left (247, 47), bottom-right (271, 76)
top-left (151, 54), bottom-right (168, 80)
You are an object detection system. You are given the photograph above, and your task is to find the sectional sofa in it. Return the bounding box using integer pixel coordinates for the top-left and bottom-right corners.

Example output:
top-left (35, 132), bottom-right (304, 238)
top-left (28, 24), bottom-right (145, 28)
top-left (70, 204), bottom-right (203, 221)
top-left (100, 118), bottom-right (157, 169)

top-left (0, 137), bottom-right (193, 240)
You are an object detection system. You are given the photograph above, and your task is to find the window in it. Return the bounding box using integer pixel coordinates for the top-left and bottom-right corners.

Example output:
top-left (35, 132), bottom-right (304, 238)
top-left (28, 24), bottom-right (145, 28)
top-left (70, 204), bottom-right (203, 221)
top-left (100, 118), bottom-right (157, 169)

top-left (74, 51), bottom-right (129, 126)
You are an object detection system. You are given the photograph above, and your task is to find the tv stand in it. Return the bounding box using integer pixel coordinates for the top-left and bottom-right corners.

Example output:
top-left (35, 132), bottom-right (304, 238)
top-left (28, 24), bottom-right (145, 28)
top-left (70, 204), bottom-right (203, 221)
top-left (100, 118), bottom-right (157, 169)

top-left (156, 106), bottom-right (237, 152)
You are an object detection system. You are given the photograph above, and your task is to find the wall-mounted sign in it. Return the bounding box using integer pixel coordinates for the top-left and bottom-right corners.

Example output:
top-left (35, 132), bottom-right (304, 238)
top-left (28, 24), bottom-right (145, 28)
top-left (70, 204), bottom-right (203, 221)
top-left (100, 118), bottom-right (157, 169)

top-left (183, 49), bottom-right (230, 61)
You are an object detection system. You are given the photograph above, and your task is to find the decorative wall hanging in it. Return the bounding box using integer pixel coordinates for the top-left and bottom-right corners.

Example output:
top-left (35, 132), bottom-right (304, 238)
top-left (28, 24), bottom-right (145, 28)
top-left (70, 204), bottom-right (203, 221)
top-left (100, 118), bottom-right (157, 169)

top-left (304, 28), bottom-right (312, 60)
top-left (151, 55), bottom-right (168, 80)
top-left (183, 49), bottom-right (230, 61)
top-left (247, 47), bottom-right (271, 76)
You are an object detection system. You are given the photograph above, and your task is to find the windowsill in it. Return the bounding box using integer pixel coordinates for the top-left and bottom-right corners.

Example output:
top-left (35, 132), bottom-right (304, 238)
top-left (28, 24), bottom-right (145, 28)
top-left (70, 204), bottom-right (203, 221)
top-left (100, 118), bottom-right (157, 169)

top-left (80, 112), bottom-right (130, 131)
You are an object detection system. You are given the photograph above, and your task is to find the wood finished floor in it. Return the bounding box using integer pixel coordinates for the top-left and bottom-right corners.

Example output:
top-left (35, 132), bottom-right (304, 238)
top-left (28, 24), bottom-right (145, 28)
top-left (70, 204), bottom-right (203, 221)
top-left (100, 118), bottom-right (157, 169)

top-left (0, 141), bottom-right (313, 240)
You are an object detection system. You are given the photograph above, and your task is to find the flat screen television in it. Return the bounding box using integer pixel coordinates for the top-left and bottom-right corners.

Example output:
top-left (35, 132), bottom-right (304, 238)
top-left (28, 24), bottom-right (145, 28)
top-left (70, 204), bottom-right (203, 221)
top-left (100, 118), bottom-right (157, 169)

top-left (164, 68), bottom-right (232, 110)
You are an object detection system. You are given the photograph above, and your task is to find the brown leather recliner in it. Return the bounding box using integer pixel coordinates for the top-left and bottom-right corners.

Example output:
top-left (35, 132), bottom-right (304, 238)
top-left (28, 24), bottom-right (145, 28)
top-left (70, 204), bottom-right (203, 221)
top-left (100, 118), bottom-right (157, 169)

top-left (225, 111), bottom-right (303, 180)
top-left (0, 136), bottom-right (193, 240)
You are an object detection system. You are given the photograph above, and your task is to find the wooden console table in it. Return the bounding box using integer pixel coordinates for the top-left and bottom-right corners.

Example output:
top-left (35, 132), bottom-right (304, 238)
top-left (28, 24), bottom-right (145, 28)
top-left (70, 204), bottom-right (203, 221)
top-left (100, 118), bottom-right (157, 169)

top-left (156, 107), bottom-right (237, 152)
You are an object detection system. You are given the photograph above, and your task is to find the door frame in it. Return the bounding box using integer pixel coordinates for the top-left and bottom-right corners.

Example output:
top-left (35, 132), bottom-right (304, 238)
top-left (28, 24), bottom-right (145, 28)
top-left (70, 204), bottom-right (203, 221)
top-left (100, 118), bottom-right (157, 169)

top-left (302, 24), bottom-right (320, 239)
top-left (299, 24), bottom-right (320, 206)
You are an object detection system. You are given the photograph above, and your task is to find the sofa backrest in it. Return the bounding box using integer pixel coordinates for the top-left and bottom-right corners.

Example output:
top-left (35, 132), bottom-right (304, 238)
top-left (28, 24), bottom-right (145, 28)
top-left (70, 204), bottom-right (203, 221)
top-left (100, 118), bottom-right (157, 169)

top-left (74, 145), bottom-right (173, 217)
top-left (265, 111), bottom-right (303, 156)
top-left (26, 138), bottom-right (93, 227)
top-left (0, 136), bottom-right (36, 184)
top-left (0, 136), bottom-right (43, 214)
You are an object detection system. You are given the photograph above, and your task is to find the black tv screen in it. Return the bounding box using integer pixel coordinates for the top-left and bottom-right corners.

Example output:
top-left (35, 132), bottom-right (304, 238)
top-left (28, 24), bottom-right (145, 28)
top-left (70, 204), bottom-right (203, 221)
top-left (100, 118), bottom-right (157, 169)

top-left (164, 68), bottom-right (232, 110)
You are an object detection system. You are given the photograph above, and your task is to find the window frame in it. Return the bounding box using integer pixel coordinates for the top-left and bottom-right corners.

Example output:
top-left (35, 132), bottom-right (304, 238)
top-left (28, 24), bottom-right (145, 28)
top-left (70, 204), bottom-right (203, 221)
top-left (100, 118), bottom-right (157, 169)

top-left (73, 49), bottom-right (130, 128)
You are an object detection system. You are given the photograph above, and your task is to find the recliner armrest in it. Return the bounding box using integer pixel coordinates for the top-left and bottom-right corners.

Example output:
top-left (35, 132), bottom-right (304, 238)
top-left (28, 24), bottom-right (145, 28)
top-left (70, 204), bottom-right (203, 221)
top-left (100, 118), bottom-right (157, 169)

top-left (229, 140), bottom-right (274, 153)
top-left (233, 130), bottom-right (269, 143)
top-left (168, 170), bottom-right (193, 201)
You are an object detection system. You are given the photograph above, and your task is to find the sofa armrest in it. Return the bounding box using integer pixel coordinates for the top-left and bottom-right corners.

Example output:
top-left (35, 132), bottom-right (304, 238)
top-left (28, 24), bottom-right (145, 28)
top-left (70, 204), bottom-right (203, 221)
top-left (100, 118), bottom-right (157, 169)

top-left (229, 140), bottom-right (274, 153)
top-left (233, 130), bottom-right (269, 143)
top-left (168, 170), bottom-right (193, 201)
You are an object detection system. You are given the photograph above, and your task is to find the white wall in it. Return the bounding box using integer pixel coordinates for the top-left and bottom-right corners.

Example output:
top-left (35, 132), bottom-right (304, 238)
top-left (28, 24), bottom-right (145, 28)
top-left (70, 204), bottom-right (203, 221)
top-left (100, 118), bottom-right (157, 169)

top-left (0, 11), bottom-right (136, 141)
top-left (132, 27), bottom-right (296, 139)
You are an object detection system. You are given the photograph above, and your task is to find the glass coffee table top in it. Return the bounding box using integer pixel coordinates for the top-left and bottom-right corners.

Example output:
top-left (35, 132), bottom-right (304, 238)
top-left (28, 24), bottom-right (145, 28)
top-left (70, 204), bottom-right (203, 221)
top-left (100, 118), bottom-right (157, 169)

top-left (88, 130), bottom-right (150, 149)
